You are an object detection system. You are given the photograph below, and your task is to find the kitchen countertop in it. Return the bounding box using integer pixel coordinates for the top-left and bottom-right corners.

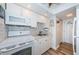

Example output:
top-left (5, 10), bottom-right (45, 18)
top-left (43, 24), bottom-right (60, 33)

top-left (0, 35), bottom-right (34, 49)
top-left (32, 35), bottom-right (48, 40)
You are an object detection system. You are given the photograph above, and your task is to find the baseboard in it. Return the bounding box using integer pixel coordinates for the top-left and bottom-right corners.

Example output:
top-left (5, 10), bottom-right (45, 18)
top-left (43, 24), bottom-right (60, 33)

top-left (55, 45), bottom-right (60, 50)
top-left (51, 44), bottom-right (60, 50)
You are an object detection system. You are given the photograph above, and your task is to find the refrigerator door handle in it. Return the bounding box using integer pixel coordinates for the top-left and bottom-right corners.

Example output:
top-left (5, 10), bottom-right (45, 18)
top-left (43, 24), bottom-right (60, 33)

top-left (73, 18), bottom-right (77, 54)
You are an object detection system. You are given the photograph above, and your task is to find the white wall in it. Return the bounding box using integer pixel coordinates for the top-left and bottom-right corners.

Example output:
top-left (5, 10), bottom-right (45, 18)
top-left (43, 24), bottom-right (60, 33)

top-left (51, 16), bottom-right (63, 49)
top-left (56, 20), bottom-right (63, 47)
top-left (51, 16), bottom-right (57, 49)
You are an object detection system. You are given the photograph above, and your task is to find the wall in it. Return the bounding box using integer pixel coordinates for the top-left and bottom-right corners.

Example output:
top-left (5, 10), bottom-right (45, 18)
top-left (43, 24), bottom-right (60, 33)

top-left (51, 16), bottom-right (63, 49)
top-left (51, 16), bottom-right (57, 49)
top-left (56, 19), bottom-right (63, 48)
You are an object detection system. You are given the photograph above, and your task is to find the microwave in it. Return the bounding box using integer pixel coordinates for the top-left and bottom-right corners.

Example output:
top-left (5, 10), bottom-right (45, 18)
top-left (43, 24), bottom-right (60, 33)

top-left (5, 11), bottom-right (26, 26)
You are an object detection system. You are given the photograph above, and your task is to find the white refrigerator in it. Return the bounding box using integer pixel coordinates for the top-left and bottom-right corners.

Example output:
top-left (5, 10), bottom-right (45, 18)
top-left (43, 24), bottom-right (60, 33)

top-left (73, 17), bottom-right (79, 55)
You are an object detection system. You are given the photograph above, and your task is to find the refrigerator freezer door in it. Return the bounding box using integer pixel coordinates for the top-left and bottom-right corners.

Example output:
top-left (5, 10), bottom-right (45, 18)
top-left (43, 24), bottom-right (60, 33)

top-left (73, 18), bottom-right (79, 55)
top-left (76, 18), bottom-right (79, 37)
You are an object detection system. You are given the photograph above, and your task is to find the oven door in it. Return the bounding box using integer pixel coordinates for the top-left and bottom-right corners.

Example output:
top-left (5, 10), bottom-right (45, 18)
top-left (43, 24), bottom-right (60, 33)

top-left (12, 47), bottom-right (32, 55)
top-left (0, 41), bottom-right (33, 55)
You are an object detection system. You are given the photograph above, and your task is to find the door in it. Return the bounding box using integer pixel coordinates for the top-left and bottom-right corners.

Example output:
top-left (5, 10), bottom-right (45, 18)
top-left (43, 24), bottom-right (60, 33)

top-left (64, 21), bottom-right (73, 44)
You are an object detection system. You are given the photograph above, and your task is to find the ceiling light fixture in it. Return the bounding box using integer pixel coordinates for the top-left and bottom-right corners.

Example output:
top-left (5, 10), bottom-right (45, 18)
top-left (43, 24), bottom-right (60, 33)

top-left (27, 4), bottom-right (31, 8)
top-left (66, 13), bottom-right (73, 17)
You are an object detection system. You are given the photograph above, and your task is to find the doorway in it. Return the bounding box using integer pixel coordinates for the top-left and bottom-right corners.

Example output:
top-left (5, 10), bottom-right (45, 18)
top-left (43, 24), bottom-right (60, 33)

top-left (63, 20), bottom-right (73, 44)
top-left (55, 7), bottom-right (76, 55)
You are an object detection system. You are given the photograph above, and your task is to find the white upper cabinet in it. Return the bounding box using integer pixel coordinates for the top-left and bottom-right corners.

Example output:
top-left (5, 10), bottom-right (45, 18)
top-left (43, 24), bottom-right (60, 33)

top-left (5, 4), bottom-right (27, 26)
top-left (21, 8), bottom-right (31, 26)
top-left (5, 14), bottom-right (27, 26)
top-left (22, 8), bottom-right (32, 17)
top-left (6, 4), bottom-right (22, 16)
top-left (30, 12), bottom-right (37, 27)
top-left (6, 3), bottom-right (38, 27)
top-left (5, 4), bottom-right (31, 26)
top-left (22, 8), bottom-right (37, 27)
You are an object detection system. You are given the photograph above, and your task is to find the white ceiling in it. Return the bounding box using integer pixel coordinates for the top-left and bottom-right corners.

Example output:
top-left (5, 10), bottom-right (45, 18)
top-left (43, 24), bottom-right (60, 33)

top-left (56, 7), bottom-right (76, 20)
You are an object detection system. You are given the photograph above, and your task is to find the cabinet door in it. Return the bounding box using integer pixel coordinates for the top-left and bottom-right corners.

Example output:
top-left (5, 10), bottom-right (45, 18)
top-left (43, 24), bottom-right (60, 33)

top-left (30, 12), bottom-right (37, 27)
top-left (22, 8), bottom-right (32, 17)
top-left (40, 39), bottom-right (46, 54)
top-left (45, 38), bottom-right (50, 51)
top-left (30, 19), bottom-right (37, 27)
top-left (22, 8), bottom-right (31, 26)
top-left (32, 38), bottom-right (50, 55)
top-left (22, 8), bottom-right (37, 27)
top-left (32, 40), bottom-right (40, 55)
top-left (41, 38), bottom-right (50, 54)
top-left (6, 4), bottom-right (22, 16)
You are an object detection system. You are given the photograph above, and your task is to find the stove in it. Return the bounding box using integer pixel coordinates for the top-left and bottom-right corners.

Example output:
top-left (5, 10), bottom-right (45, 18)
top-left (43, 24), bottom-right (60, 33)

top-left (0, 41), bottom-right (33, 55)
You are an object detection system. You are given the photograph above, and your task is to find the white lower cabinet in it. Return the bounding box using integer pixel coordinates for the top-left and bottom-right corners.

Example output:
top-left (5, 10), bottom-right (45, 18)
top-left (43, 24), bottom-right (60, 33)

top-left (32, 39), bottom-right (40, 55)
top-left (41, 38), bottom-right (50, 54)
top-left (32, 37), bottom-right (50, 55)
